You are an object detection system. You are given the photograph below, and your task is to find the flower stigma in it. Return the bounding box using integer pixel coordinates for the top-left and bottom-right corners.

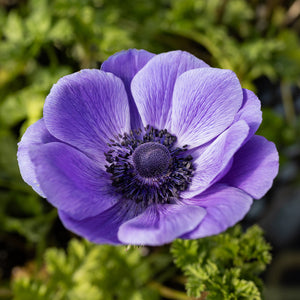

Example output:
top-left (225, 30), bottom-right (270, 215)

top-left (133, 142), bottom-right (171, 178)
top-left (105, 126), bottom-right (194, 206)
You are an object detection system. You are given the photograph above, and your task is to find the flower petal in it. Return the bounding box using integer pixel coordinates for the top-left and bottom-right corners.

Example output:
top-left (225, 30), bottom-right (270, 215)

top-left (58, 200), bottom-right (137, 245)
top-left (181, 184), bottom-right (253, 239)
top-left (17, 119), bottom-right (57, 197)
top-left (43, 69), bottom-right (131, 168)
top-left (118, 204), bottom-right (206, 246)
top-left (101, 49), bottom-right (156, 129)
top-left (29, 142), bottom-right (118, 220)
top-left (234, 89), bottom-right (262, 143)
top-left (171, 68), bottom-right (243, 148)
top-left (181, 120), bottom-right (249, 199)
top-left (221, 135), bottom-right (279, 199)
top-left (131, 50), bottom-right (209, 130)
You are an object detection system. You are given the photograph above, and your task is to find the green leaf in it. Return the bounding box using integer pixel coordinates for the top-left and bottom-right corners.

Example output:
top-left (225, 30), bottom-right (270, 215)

top-left (3, 11), bottom-right (24, 43)
top-left (171, 225), bottom-right (271, 299)
top-left (13, 239), bottom-right (161, 300)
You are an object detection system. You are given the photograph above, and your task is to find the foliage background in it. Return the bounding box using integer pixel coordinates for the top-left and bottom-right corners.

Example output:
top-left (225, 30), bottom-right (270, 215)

top-left (0, 0), bottom-right (300, 299)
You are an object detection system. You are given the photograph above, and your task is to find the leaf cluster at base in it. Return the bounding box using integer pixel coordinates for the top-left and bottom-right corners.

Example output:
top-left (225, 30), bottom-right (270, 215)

top-left (171, 225), bottom-right (272, 300)
top-left (12, 239), bottom-right (161, 300)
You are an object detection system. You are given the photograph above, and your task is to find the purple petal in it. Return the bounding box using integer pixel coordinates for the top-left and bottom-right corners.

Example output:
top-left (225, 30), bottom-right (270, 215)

top-left (131, 50), bottom-right (209, 130)
top-left (171, 68), bottom-right (243, 148)
top-left (29, 142), bottom-right (118, 220)
top-left (17, 119), bottom-right (57, 197)
top-left (181, 120), bottom-right (249, 199)
top-left (221, 135), bottom-right (279, 199)
top-left (101, 49), bottom-right (156, 129)
top-left (234, 89), bottom-right (262, 143)
top-left (59, 200), bottom-right (138, 245)
top-left (181, 184), bottom-right (253, 239)
top-left (118, 204), bottom-right (206, 246)
top-left (43, 69), bottom-right (130, 168)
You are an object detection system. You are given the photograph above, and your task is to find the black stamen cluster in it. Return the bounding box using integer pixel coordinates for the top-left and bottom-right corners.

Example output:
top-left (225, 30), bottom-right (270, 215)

top-left (105, 126), bottom-right (194, 206)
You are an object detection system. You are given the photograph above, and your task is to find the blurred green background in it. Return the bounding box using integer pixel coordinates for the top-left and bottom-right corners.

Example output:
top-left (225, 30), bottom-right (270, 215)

top-left (0, 0), bottom-right (300, 299)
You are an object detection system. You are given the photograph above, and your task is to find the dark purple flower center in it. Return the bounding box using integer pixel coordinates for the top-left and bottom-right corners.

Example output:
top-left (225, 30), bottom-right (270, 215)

top-left (105, 126), bottom-right (194, 206)
top-left (133, 142), bottom-right (171, 178)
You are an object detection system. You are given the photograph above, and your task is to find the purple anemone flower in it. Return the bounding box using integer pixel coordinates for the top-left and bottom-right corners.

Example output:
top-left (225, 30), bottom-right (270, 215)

top-left (17, 50), bottom-right (279, 246)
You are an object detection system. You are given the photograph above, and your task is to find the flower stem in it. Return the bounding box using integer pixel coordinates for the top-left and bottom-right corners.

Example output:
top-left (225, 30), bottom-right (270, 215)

top-left (148, 281), bottom-right (206, 300)
top-left (281, 82), bottom-right (296, 125)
